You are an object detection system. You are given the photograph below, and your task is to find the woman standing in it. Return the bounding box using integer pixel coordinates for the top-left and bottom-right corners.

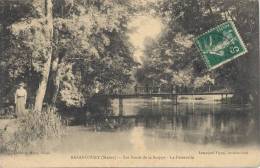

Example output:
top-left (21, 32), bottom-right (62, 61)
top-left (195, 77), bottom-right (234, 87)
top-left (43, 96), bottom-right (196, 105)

top-left (15, 83), bottom-right (27, 117)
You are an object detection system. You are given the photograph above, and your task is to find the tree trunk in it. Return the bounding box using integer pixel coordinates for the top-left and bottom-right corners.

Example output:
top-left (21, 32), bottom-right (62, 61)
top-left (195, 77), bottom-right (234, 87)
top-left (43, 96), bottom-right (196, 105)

top-left (34, 0), bottom-right (53, 112)
top-left (50, 57), bottom-right (62, 106)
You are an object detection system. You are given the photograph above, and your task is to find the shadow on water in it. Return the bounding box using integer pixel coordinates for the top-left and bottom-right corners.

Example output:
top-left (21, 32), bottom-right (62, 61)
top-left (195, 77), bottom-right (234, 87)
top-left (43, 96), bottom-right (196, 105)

top-left (84, 97), bottom-right (258, 147)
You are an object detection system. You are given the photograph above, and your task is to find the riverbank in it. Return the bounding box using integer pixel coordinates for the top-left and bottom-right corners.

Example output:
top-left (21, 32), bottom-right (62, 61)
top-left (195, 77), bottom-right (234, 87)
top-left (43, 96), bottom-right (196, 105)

top-left (0, 108), bottom-right (63, 154)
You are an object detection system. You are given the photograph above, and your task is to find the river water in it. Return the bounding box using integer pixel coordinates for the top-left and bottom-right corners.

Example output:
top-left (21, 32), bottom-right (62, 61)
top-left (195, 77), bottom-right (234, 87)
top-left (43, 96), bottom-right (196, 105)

top-left (110, 97), bottom-right (257, 144)
top-left (53, 96), bottom-right (259, 153)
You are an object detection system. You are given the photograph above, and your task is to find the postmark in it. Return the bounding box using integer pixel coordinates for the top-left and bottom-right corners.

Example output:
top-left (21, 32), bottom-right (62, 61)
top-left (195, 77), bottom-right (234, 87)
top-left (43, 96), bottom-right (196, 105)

top-left (195, 21), bottom-right (248, 70)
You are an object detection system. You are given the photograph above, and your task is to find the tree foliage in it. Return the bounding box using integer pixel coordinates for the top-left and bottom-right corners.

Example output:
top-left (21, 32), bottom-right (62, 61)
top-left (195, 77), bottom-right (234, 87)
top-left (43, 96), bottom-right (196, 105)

top-left (137, 0), bottom-right (259, 105)
top-left (0, 0), bottom-right (137, 109)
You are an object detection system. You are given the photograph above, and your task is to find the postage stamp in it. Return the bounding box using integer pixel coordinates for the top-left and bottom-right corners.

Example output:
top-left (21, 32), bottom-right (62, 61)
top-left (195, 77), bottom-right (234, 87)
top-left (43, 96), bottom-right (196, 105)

top-left (195, 21), bottom-right (248, 70)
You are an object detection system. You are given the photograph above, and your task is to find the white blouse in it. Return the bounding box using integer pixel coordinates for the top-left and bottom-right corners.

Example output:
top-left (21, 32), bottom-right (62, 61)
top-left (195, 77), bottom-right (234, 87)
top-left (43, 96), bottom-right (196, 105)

top-left (15, 88), bottom-right (27, 102)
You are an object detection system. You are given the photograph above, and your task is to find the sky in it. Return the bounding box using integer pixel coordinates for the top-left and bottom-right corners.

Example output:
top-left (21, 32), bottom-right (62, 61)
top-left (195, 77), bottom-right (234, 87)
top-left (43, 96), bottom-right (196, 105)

top-left (128, 15), bottom-right (163, 64)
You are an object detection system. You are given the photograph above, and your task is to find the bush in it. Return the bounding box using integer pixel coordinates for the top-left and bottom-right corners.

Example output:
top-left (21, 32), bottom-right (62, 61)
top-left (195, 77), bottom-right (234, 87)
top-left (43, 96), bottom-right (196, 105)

top-left (0, 107), bottom-right (64, 153)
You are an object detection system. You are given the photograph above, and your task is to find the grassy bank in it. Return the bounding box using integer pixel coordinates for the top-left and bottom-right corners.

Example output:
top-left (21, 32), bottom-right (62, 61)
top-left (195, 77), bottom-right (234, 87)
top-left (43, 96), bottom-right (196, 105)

top-left (0, 107), bottom-right (64, 154)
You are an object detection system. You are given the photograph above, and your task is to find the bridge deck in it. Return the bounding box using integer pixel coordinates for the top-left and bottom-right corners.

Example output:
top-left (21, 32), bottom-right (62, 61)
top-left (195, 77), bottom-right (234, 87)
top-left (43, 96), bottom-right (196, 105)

top-left (104, 92), bottom-right (234, 98)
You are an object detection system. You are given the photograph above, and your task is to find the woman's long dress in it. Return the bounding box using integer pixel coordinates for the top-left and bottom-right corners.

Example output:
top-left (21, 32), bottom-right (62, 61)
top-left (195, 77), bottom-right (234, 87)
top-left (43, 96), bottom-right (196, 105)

top-left (15, 88), bottom-right (27, 117)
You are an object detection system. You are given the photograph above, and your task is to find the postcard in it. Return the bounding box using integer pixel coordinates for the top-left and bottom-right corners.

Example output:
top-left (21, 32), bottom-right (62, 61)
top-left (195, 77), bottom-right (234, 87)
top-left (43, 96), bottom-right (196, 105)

top-left (0, 0), bottom-right (259, 167)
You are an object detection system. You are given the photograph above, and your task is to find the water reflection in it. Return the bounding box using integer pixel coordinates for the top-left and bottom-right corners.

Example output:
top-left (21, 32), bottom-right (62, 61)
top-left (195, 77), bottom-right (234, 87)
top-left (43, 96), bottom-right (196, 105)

top-left (87, 97), bottom-right (258, 146)
top-left (130, 126), bottom-right (146, 151)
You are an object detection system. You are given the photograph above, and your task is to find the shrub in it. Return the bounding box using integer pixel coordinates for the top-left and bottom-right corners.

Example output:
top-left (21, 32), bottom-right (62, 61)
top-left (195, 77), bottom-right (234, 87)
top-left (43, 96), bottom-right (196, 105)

top-left (0, 107), bottom-right (64, 153)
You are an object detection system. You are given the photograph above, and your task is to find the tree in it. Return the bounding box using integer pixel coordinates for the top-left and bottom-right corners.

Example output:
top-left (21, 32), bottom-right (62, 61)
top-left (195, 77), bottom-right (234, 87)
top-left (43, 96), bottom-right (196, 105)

top-left (6, 0), bottom-right (54, 112)
top-left (138, 0), bottom-right (259, 106)
top-left (49, 0), bottom-right (137, 107)
top-left (0, 0), bottom-right (138, 111)
top-left (34, 0), bottom-right (54, 112)
top-left (0, 0), bottom-right (55, 111)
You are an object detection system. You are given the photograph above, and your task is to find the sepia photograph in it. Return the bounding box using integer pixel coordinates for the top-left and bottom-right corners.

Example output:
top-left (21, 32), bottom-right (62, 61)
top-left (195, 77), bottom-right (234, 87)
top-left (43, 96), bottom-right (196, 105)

top-left (0, 0), bottom-right (259, 167)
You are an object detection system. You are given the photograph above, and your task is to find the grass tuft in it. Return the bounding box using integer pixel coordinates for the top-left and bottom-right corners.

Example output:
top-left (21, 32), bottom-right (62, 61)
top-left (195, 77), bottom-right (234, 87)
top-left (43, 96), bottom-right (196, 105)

top-left (0, 107), bottom-right (63, 154)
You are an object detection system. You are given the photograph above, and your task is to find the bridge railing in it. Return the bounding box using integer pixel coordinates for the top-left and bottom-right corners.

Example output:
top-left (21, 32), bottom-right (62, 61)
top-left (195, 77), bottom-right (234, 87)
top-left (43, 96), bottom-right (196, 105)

top-left (134, 86), bottom-right (176, 94)
top-left (105, 85), bottom-right (233, 96)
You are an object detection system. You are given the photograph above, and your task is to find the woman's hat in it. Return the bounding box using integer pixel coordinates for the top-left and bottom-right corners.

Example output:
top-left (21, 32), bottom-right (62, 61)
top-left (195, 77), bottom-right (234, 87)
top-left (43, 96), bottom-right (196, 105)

top-left (19, 82), bottom-right (25, 86)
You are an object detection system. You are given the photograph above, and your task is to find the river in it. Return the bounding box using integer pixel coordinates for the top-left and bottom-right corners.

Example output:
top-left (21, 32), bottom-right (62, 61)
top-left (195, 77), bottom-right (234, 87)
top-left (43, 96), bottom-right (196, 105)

top-left (52, 96), bottom-right (258, 153)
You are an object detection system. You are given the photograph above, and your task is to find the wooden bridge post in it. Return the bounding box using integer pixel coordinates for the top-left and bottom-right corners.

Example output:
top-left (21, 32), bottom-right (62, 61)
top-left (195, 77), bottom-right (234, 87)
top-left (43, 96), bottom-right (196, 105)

top-left (170, 94), bottom-right (175, 113)
top-left (225, 94), bottom-right (228, 104)
top-left (134, 85), bottom-right (137, 95)
top-left (174, 95), bottom-right (178, 114)
top-left (119, 97), bottom-right (123, 116)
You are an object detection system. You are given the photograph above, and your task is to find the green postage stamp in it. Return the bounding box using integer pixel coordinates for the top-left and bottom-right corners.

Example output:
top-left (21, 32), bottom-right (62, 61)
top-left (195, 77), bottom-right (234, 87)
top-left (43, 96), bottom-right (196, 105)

top-left (195, 21), bottom-right (247, 70)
